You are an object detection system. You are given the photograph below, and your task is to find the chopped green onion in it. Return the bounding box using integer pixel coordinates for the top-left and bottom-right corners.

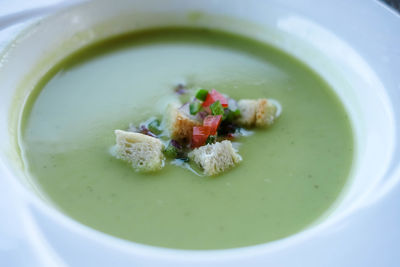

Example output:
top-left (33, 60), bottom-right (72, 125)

top-left (195, 89), bottom-right (209, 101)
top-left (206, 135), bottom-right (217, 144)
top-left (222, 109), bottom-right (229, 120)
top-left (232, 109), bottom-right (241, 117)
top-left (190, 101), bottom-right (202, 115)
top-left (210, 100), bottom-right (225, 116)
top-left (164, 144), bottom-right (178, 158)
top-left (148, 119), bottom-right (162, 135)
top-left (225, 109), bottom-right (241, 121)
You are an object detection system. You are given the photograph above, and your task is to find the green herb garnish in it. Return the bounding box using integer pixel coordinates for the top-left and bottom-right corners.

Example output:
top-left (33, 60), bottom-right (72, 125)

top-left (195, 89), bottom-right (208, 101)
top-left (225, 109), bottom-right (241, 121)
top-left (164, 144), bottom-right (178, 158)
top-left (148, 119), bottom-right (162, 135)
top-left (206, 135), bottom-right (217, 144)
top-left (210, 100), bottom-right (224, 116)
top-left (189, 101), bottom-right (202, 115)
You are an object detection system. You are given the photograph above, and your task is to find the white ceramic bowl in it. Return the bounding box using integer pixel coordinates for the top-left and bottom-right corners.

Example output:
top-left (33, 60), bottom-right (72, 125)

top-left (0, 0), bottom-right (399, 266)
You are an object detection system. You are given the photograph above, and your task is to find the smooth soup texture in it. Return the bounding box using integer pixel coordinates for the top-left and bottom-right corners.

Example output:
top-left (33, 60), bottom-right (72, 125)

top-left (20, 28), bottom-right (353, 249)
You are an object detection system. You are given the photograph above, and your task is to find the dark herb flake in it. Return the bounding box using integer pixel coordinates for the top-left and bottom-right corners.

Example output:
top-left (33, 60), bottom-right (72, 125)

top-left (206, 135), bottom-right (217, 144)
top-left (174, 84), bottom-right (187, 95)
top-left (225, 108), bottom-right (241, 121)
top-left (140, 125), bottom-right (157, 137)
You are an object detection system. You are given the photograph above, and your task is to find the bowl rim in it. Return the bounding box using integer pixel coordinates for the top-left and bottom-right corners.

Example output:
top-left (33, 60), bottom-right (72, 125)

top-left (1, 0), bottom-right (400, 263)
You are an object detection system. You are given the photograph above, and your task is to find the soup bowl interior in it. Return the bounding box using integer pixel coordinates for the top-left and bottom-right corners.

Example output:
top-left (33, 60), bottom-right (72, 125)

top-left (0, 0), bottom-right (399, 265)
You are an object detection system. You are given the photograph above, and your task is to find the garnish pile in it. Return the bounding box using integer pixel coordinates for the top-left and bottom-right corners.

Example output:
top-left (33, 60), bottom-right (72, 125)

top-left (113, 85), bottom-right (279, 176)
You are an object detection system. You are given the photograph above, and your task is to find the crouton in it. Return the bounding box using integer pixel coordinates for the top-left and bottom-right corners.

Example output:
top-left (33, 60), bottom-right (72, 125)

top-left (255, 98), bottom-right (277, 127)
top-left (237, 99), bottom-right (257, 127)
top-left (237, 98), bottom-right (277, 127)
top-left (114, 130), bottom-right (164, 172)
top-left (163, 104), bottom-right (201, 142)
top-left (188, 140), bottom-right (242, 176)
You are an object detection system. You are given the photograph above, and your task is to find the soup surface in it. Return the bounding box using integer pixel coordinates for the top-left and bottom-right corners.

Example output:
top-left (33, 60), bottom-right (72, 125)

top-left (20, 28), bottom-right (353, 249)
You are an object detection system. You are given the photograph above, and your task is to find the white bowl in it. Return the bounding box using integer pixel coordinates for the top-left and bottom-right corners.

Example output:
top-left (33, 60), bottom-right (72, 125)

top-left (0, 0), bottom-right (399, 266)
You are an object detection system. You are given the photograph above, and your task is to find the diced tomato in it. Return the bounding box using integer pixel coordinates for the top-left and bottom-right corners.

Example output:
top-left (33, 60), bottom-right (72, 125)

top-left (202, 89), bottom-right (228, 108)
top-left (192, 126), bottom-right (211, 148)
top-left (203, 115), bottom-right (222, 135)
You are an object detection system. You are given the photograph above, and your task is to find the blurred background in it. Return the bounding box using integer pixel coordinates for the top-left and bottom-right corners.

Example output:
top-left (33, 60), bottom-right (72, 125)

top-left (383, 0), bottom-right (400, 11)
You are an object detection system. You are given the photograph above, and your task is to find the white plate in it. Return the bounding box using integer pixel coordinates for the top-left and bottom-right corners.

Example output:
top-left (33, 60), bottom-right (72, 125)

top-left (0, 0), bottom-right (399, 266)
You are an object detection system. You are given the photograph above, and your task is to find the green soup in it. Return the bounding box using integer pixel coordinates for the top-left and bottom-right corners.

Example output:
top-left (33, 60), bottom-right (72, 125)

top-left (20, 28), bottom-right (353, 250)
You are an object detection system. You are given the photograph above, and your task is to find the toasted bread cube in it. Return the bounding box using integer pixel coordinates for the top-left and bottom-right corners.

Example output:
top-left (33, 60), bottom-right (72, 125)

top-left (255, 98), bottom-right (277, 127)
top-left (114, 130), bottom-right (164, 172)
top-left (237, 98), bottom-right (277, 127)
top-left (237, 99), bottom-right (257, 127)
top-left (188, 140), bottom-right (242, 176)
top-left (163, 104), bottom-right (201, 142)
